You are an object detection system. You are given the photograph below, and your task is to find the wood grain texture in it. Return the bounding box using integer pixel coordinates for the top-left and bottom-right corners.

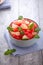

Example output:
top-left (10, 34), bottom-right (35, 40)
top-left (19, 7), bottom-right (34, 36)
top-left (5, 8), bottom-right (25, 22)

top-left (32, 51), bottom-right (42, 65)
top-left (38, 0), bottom-right (43, 31)
top-left (18, 0), bottom-right (39, 24)
top-left (18, 51), bottom-right (42, 65)
top-left (0, 0), bottom-right (43, 65)
top-left (0, 55), bottom-right (19, 65)
top-left (41, 50), bottom-right (43, 65)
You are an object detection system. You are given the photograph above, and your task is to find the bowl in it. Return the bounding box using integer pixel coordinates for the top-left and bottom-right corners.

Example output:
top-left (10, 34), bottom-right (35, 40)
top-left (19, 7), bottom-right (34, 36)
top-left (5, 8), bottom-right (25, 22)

top-left (7, 17), bottom-right (40, 47)
top-left (9, 34), bottom-right (38, 47)
top-left (0, 0), bottom-right (5, 5)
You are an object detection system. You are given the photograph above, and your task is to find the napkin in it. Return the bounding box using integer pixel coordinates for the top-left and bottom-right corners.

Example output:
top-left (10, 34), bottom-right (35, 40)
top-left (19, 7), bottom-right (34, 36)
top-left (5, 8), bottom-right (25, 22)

top-left (0, 0), bottom-right (11, 10)
top-left (4, 31), bottom-right (43, 56)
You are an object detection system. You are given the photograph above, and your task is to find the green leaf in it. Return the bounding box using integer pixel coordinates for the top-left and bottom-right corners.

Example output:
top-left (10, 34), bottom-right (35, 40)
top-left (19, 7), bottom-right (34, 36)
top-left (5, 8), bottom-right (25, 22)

top-left (35, 27), bottom-right (41, 32)
top-left (7, 26), bottom-right (13, 31)
top-left (11, 49), bottom-right (16, 52)
top-left (18, 27), bottom-right (22, 31)
top-left (28, 22), bottom-right (34, 30)
top-left (20, 31), bottom-right (24, 35)
top-left (34, 34), bottom-right (40, 39)
top-left (22, 38), bottom-right (28, 40)
top-left (18, 27), bottom-right (24, 35)
top-left (22, 39), bottom-right (28, 40)
top-left (18, 16), bottom-right (23, 20)
top-left (4, 49), bottom-right (16, 55)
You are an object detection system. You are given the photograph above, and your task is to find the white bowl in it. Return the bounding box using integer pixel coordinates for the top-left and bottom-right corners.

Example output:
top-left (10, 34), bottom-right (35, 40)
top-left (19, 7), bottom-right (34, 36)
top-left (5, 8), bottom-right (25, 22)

top-left (8, 18), bottom-right (39, 47)
top-left (0, 0), bottom-right (5, 5)
top-left (9, 33), bottom-right (38, 47)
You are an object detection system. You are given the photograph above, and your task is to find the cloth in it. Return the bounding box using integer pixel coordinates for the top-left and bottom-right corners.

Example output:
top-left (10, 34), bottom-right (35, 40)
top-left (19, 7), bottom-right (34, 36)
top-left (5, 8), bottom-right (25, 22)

top-left (4, 31), bottom-right (43, 56)
top-left (0, 0), bottom-right (11, 10)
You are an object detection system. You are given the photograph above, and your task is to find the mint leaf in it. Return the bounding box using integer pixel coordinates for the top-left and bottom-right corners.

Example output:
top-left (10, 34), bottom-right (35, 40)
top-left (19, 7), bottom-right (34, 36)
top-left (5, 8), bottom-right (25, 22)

top-left (18, 27), bottom-right (22, 31)
top-left (18, 27), bottom-right (24, 35)
top-left (7, 26), bottom-right (13, 31)
top-left (18, 16), bottom-right (23, 20)
top-left (34, 34), bottom-right (40, 39)
top-left (22, 38), bottom-right (28, 40)
top-left (4, 49), bottom-right (16, 55)
top-left (22, 39), bottom-right (28, 40)
top-left (35, 27), bottom-right (41, 32)
top-left (11, 49), bottom-right (16, 52)
top-left (28, 22), bottom-right (34, 30)
top-left (20, 31), bottom-right (24, 35)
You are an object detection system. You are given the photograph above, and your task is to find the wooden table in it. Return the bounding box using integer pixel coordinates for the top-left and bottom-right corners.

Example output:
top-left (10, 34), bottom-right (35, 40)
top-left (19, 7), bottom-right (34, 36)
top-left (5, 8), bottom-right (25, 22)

top-left (0, 0), bottom-right (43, 65)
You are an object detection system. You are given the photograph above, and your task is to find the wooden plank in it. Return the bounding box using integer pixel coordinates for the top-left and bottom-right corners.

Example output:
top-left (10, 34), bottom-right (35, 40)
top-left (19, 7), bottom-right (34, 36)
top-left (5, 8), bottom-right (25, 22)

top-left (38, 0), bottom-right (43, 31)
top-left (0, 0), bottom-right (18, 25)
top-left (41, 50), bottom-right (43, 65)
top-left (0, 0), bottom-right (19, 65)
top-left (18, 54), bottom-right (33, 65)
top-left (18, 51), bottom-right (42, 65)
top-left (18, 0), bottom-right (39, 24)
top-left (0, 55), bottom-right (19, 65)
top-left (32, 51), bottom-right (42, 65)
top-left (38, 0), bottom-right (43, 19)
top-left (9, 0), bottom-right (18, 20)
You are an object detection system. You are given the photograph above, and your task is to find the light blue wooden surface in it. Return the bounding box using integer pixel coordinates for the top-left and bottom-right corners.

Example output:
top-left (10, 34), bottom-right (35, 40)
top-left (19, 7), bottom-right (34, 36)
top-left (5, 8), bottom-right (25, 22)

top-left (0, 0), bottom-right (43, 65)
